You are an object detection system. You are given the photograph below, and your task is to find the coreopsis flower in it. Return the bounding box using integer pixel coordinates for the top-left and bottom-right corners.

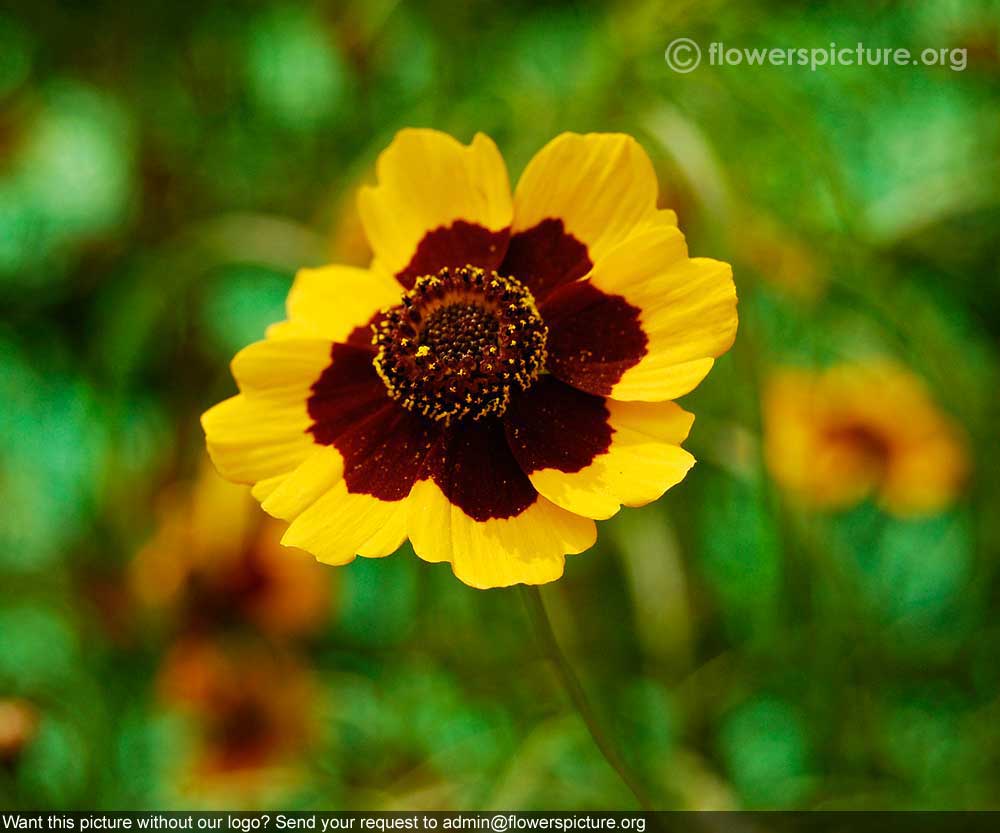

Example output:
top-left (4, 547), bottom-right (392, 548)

top-left (203, 130), bottom-right (738, 588)
top-left (131, 464), bottom-right (331, 637)
top-left (157, 637), bottom-right (316, 799)
top-left (764, 362), bottom-right (967, 516)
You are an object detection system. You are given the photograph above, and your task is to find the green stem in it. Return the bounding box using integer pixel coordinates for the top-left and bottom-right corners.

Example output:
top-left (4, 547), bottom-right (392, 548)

top-left (519, 585), bottom-right (656, 811)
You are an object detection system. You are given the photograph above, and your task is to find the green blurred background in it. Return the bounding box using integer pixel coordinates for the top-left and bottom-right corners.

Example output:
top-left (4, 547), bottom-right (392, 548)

top-left (2, 0), bottom-right (999, 811)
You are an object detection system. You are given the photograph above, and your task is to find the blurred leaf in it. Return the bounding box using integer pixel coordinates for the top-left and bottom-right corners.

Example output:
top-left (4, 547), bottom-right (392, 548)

top-left (0, 81), bottom-right (133, 285)
top-left (0, 340), bottom-right (107, 569)
top-left (835, 507), bottom-right (975, 647)
top-left (0, 13), bottom-right (31, 100)
top-left (337, 547), bottom-right (418, 646)
top-left (697, 471), bottom-right (782, 642)
top-left (200, 263), bottom-right (292, 356)
top-left (16, 715), bottom-right (90, 808)
top-left (0, 604), bottom-right (79, 689)
top-left (718, 695), bottom-right (812, 808)
top-left (244, 6), bottom-right (348, 130)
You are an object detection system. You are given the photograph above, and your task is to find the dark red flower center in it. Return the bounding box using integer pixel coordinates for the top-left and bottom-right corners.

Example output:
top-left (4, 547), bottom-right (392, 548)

top-left (373, 265), bottom-right (547, 425)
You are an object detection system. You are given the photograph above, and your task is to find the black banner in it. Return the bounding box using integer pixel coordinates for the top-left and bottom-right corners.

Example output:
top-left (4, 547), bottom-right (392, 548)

top-left (2, 813), bottom-right (999, 833)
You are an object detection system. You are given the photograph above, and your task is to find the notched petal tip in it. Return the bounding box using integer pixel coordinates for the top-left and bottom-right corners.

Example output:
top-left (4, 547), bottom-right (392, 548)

top-left (359, 128), bottom-right (513, 282)
top-left (512, 133), bottom-right (661, 267)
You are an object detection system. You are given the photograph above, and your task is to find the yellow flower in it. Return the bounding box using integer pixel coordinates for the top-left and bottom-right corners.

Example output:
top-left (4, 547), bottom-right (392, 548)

top-left (157, 637), bottom-right (316, 800)
top-left (203, 130), bottom-right (738, 589)
top-left (0, 698), bottom-right (38, 763)
top-left (131, 463), bottom-right (332, 637)
top-left (764, 362), bottom-right (968, 516)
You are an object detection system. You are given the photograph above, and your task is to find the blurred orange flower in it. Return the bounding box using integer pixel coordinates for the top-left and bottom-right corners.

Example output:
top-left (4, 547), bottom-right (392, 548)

top-left (157, 637), bottom-right (317, 798)
top-left (764, 362), bottom-right (968, 516)
top-left (131, 463), bottom-right (332, 638)
top-left (0, 698), bottom-right (38, 763)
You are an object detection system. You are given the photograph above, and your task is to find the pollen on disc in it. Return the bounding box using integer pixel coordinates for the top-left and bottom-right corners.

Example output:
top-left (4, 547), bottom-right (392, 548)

top-left (373, 265), bottom-right (548, 425)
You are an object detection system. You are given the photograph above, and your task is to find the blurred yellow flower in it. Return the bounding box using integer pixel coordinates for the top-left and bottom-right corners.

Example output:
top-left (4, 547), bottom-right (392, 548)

top-left (202, 129), bottom-right (738, 589)
top-left (764, 362), bottom-right (968, 516)
top-left (131, 464), bottom-right (332, 638)
top-left (0, 698), bottom-right (38, 763)
top-left (157, 637), bottom-right (317, 800)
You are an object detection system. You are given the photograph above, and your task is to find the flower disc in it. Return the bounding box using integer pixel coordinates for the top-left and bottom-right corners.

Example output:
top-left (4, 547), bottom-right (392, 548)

top-left (373, 265), bottom-right (547, 424)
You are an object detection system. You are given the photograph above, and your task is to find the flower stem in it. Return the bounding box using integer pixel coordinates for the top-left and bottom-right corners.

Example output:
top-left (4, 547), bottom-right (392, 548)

top-left (519, 585), bottom-right (656, 811)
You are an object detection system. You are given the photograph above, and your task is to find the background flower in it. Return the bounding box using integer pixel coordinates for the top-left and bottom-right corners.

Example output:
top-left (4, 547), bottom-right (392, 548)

top-left (764, 362), bottom-right (967, 515)
top-left (131, 464), bottom-right (334, 638)
top-left (156, 636), bottom-right (319, 805)
top-left (0, 699), bottom-right (38, 764)
top-left (1, 0), bottom-right (998, 812)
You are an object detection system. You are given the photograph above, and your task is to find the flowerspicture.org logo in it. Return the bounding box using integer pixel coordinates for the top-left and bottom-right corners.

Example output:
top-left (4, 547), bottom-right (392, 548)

top-left (665, 39), bottom-right (968, 72)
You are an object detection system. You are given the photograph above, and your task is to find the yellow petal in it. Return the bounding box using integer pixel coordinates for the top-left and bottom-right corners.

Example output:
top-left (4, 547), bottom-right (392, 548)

top-left (229, 337), bottom-right (333, 398)
top-left (356, 510), bottom-right (409, 558)
top-left (261, 446), bottom-right (345, 520)
top-left (202, 394), bottom-right (315, 485)
top-left (512, 133), bottom-right (660, 264)
top-left (262, 432), bottom-right (412, 564)
top-left (358, 129), bottom-right (512, 281)
top-left (251, 475), bottom-right (288, 503)
top-left (203, 337), bottom-right (332, 487)
top-left (586, 226), bottom-right (737, 401)
top-left (266, 264), bottom-right (401, 344)
top-left (406, 479), bottom-right (596, 589)
top-left (279, 478), bottom-right (409, 566)
top-left (512, 396), bottom-right (696, 520)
